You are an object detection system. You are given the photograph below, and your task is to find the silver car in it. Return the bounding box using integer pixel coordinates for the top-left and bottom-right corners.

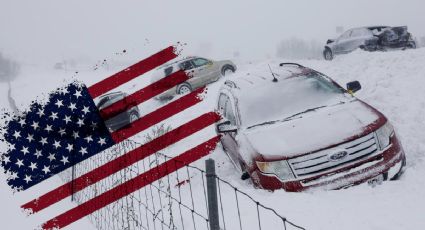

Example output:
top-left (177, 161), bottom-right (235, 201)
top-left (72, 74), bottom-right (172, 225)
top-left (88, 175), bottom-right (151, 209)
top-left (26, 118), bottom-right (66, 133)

top-left (153, 56), bottom-right (236, 100)
top-left (323, 26), bottom-right (416, 60)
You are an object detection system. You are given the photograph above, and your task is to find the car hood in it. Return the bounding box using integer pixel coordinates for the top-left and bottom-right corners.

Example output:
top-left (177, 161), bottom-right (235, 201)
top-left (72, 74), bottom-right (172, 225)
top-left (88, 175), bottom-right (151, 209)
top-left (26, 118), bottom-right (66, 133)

top-left (243, 100), bottom-right (381, 159)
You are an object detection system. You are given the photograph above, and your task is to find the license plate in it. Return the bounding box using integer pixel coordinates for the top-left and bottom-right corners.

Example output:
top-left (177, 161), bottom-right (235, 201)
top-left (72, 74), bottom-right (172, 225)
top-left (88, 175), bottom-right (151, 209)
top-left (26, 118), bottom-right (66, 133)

top-left (367, 174), bottom-right (384, 187)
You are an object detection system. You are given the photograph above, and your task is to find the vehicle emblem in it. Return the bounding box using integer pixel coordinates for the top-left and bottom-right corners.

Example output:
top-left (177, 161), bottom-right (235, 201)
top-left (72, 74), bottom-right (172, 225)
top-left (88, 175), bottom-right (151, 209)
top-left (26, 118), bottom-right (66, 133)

top-left (328, 150), bottom-right (348, 162)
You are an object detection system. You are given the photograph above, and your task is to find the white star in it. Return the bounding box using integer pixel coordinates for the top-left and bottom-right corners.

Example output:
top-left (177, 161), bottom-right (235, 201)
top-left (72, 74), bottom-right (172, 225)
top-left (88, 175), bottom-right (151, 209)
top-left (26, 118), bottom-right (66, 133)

top-left (77, 118), bottom-right (85, 127)
top-left (98, 137), bottom-right (106, 146)
top-left (63, 115), bottom-right (72, 124)
top-left (20, 146), bottom-right (29, 155)
top-left (31, 121), bottom-right (39, 130)
top-left (34, 149), bottom-right (43, 158)
top-left (9, 172), bottom-right (18, 180)
top-left (66, 143), bottom-right (74, 152)
top-left (84, 135), bottom-right (93, 143)
top-left (9, 144), bottom-right (15, 151)
top-left (29, 162), bottom-right (37, 171)
top-left (55, 99), bottom-right (64, 108)
top-left (58, 128), bottom-right (66, 136)
top-left (60, 156), bottom-right (69, 165)
top-left (40, 137), bottom-right (48, 146)
top-left (82, 106), bottom-right (90, 114)
top-left (15, 159), bottom-right (24, 168)
top-left (45, 124), bottom-right (53, 133)
top-left (18, 119), bottom-right (26, 127)
top-left (12, 131), bottom-right (21, 139)
top-left (2, 156), bottom-right (10, 164)
top-left (60, 87), bottom-right (69, 95)
top-left (79, 147), bottom-right (88, 155)
top-left (53, 140), bottom-right (61, 149)
top-left (26, 134), bottom-right (34, 143)
top-left (49, 112), bottom-right (59, 120)
top-left (42, 165), bottom-right (50, 174)
top-left (91, 122), bottom-right (98, 130)
top-left (72, 131), bottom-right (79, 139)
top-left (74, 90), bottom-right (82, 98)
top-left (47, 153), bottom-right (56, 162)
top-left (23, 175), bottom-right (32, 184)
top-left (68, 103), bottom-right (77, 111)
top-left (37, 109), bottom-right (45, 117)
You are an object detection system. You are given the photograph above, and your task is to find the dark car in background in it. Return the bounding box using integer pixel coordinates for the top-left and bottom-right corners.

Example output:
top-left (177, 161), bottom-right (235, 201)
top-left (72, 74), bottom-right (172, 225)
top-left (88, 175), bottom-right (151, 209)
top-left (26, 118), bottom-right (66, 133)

top-left (216, 63), bottom-right (406, 191)
top-left (324, 26), bottom-right (416, 60)
top-left (96, 92), bottom-right (140, 131)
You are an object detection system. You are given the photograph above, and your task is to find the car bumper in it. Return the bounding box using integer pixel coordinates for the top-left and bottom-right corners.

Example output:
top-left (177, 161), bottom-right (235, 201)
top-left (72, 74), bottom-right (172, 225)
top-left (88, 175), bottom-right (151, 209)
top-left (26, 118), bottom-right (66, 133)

top-left (251, 134), bottom-right (406, 192)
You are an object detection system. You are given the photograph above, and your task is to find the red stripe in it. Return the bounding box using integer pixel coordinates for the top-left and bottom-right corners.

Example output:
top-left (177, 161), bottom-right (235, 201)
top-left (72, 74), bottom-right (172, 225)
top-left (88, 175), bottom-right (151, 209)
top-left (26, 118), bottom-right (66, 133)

top-left (99, 70), bottom-right (189, 120)
top-left (88, 46), bottom-right (177, 98)
top-left (42, 136), bottom-right (219, 230)
top-left (22, 112), bottom-right (220, 214)
top-left (112, 87), bottom-right (206, 142)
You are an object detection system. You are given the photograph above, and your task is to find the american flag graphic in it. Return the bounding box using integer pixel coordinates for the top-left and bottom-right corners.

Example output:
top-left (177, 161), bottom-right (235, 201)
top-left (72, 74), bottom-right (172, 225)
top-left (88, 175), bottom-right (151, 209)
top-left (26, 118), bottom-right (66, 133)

top-left (0, 46), bottom-right (220, 229)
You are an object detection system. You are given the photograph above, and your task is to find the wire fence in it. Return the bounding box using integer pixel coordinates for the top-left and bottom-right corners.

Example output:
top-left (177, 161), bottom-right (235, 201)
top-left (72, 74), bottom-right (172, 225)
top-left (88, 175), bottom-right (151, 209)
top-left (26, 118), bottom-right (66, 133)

top-left (60, 138), bottom-right (306, 230)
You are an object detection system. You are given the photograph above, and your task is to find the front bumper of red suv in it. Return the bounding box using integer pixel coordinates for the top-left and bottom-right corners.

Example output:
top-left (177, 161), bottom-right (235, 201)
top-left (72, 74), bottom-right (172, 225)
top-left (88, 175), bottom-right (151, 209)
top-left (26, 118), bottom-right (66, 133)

top-left (251, 133), bottom-right (406, 192)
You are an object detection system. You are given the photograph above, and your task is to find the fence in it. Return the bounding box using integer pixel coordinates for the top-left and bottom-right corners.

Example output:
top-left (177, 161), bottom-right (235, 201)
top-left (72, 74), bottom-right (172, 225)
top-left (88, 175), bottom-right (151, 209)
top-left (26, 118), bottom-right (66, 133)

top-left (60, 138), bottom-right (306, 230)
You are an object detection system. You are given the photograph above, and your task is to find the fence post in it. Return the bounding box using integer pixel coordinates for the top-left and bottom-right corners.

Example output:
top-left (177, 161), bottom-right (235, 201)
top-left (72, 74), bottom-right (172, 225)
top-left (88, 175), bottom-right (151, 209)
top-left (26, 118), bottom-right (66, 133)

top-left (206, 159), bottom-right (220, 230)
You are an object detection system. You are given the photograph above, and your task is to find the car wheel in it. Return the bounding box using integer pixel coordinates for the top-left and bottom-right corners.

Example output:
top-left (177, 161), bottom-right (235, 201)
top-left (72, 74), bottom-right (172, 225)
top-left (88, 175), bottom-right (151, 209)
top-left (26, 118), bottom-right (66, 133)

top-left (177, 83), bottom-right (192, 95)
top-left (323, 48), bottom-right (333, 61)
top-left (408, 41), bottom-right (416, 49)
top-left (129, 112), bottom-right (139, 123)
top-left (221, 65), bottom-right (235, 76)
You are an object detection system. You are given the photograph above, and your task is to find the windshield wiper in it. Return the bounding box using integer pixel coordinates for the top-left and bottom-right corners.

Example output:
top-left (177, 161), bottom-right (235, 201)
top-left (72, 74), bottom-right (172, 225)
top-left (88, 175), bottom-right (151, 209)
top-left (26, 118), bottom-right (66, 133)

top-left (247, 101), bottom-right (347, 130)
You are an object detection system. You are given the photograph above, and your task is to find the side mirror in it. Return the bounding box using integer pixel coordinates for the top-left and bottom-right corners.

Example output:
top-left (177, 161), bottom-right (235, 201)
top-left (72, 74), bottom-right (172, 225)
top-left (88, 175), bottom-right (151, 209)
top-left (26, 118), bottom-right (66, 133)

top-left (346, 81), bottom-right (361, 94)
top-left (216, 120), bottom-right (237, 134)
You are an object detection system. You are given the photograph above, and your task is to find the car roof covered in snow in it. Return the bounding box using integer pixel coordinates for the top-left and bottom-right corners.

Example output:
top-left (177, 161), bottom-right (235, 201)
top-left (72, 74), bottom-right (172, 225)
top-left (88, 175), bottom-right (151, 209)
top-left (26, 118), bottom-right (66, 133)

top-left (223, 63), bottom-right (311, 92)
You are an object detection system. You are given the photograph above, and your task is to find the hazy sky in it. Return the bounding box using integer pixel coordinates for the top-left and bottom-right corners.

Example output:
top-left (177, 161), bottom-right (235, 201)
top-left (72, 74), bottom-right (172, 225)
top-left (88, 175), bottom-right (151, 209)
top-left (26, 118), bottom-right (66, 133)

top-left (1, 0), bottom-right (424, 63)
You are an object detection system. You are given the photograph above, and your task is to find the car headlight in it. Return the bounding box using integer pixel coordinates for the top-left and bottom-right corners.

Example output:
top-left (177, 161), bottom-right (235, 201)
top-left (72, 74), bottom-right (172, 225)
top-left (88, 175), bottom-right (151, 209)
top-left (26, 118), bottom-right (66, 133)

top-left (376, 122), bottom-right (394, 150)
top-left (256, 161), bottom-right (295, 181)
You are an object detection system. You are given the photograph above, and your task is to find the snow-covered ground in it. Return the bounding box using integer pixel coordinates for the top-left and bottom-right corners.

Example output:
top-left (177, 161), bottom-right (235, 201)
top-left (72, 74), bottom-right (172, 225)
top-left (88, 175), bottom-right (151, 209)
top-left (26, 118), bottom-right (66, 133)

top-left (1, 48), bottom-right (425, 229)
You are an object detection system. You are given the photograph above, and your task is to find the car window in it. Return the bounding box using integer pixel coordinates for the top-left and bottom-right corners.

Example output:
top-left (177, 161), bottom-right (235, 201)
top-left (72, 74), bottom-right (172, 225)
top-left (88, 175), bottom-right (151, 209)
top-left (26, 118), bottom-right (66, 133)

top-left (97, 93), bottom-right (125, 109)
top-left (164, 66), bottom-right (173, 76)
top-left (192, 58), bottom-right (210, 67)
top-left (179, 61), bottom-right (194, 71)
top-left (352, 28), bottom-right (372, 37)
top-left (339, 30), bottom-right (352, 39)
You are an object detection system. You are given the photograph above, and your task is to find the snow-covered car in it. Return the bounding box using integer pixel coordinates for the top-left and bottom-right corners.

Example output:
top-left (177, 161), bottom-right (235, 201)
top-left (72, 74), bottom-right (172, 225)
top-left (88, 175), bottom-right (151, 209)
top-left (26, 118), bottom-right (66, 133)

top-left (216, 63), bottom-right (406, 191)
top-left (152, 56), bottom-right (236, 100)
top-left (96, 91), bottom-right (140, 131)
top-left (324, 26), bottom-right (416, 60)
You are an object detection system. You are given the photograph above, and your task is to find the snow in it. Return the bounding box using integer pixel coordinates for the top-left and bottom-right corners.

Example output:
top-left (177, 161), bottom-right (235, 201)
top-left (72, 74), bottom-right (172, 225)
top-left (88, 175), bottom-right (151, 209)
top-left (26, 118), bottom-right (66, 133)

top-left (1, 48), bottom-right (425, 229)
top-left (244, 100), bottom-right (379, 158)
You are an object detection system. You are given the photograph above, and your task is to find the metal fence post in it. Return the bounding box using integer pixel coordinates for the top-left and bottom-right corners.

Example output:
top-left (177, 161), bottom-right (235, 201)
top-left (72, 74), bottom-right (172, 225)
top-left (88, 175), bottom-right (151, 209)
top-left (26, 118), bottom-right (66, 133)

top-left (206, 159), bottom-right (220, 230)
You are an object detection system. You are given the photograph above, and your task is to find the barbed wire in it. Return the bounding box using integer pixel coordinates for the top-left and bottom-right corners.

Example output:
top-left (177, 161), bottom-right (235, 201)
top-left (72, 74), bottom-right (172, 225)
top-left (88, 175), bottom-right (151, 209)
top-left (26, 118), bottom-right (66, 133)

top-left (60, 138), bottom-right (306, 230)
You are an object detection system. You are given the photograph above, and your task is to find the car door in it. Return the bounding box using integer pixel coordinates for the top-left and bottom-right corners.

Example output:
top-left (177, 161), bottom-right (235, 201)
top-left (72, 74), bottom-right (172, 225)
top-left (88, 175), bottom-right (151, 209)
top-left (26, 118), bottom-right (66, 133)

top-left (350, 28), bottom-right (374, 49)
top-left (218, 93), bottom-right (242, 170)
top-left (190, 58), bottom-right (218, 88)
top-left (178, 60), bottom-right (198, 87)
top-left (334, 30), bottom-right (353, 54)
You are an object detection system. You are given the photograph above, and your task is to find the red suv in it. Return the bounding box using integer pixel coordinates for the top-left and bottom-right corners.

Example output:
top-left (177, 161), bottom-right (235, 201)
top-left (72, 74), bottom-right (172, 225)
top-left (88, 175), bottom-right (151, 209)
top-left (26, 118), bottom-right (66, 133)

top-left (216, 63), bottom-right (406, 191)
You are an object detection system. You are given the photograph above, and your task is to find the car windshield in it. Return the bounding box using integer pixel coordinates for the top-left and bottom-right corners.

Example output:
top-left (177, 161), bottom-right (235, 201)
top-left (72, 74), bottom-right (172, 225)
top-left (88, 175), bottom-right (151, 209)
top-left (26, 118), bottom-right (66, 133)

top-left (239, 73), bottom-right (349, 128)
top-left (97, 93), bottom-right (124, 109)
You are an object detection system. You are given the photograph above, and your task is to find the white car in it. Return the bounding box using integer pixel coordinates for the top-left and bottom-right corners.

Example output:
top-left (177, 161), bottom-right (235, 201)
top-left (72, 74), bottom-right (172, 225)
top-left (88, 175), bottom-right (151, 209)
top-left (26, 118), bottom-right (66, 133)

top-left (152, 56), bottom-right (236, 100)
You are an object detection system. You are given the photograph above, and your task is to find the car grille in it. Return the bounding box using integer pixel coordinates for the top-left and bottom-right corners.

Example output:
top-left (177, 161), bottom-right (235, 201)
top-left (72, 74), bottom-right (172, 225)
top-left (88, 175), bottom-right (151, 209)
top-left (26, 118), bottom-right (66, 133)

top-left (288, 132), bottom-right (379, 179)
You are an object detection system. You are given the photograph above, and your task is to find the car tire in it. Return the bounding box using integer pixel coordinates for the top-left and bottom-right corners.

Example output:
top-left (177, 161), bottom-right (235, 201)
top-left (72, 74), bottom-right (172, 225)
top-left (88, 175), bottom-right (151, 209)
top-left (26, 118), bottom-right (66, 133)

top-left (323, 48), bottom-right (333, 61)
top-left (177, 83), bottom-right (192, 95)
top-left (390, 155), bottom-right (407, 180)
top-left (407, 41), bottom-right (416, 49)
top-left (129, 111), bottom-right (139, 123)
top-left (221, 65), bottom-right (235, 76)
